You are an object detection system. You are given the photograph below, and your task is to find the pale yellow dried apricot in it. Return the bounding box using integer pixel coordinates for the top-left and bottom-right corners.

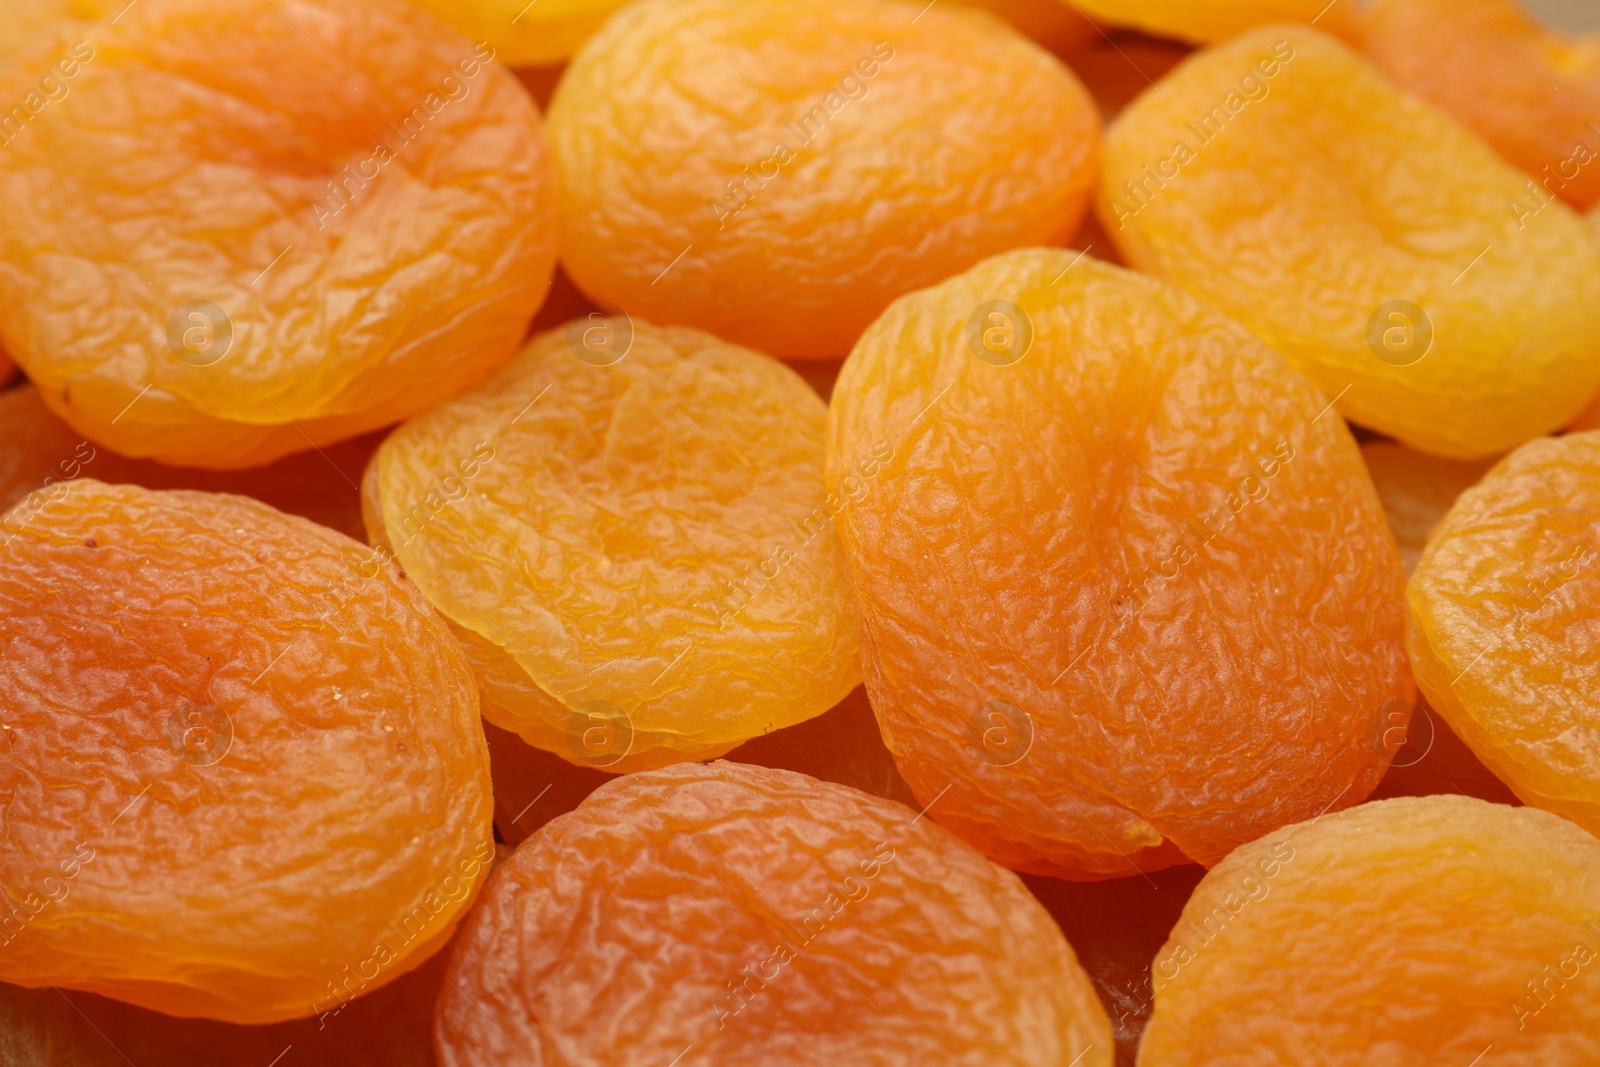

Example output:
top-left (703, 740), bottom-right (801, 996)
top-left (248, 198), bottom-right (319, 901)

top-left (1101, 27), bottom-right (1600, 458)
top-left (1408, 431), bottom-right (1600, 838)
top-left (365, 318), bottom-right (860, 773)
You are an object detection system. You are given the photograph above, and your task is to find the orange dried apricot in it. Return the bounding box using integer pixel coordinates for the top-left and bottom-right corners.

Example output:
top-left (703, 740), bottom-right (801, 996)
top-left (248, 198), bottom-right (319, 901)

top-left (404, 0), bottom-right (626, 67)
top-left (364, 318), bottom-right (860, 773)
top-left (0, 481), bottom-right (492, 1022)
top-left (436, 761), bottom-right (1112, 1067)
top-left (0, 349), bottom-right (13, 388)
top-left (0, 0), bottom-right (103, 68)
top-left (1101, 27), bottom-right (1600, 459)
top-left (1360, 441), bottom-right (1494, 575)
top-left (1138, 795), bottom-right (1600, 1064)
top-left (0, 383), bottom-right (380, 541)
top-left (1364, 0), bottom-right (1600, 210)
top-left (1067, 0), bottom-right (1360, 44)
top-left (547, 0), bottom-right (1099, 360)
top-left (828, 247), bottom-right (1411, 879)
top-left (1408, 432), bottom-right (1600, 837)
top-left (0, 0), bottom-right (556, 469)
top-left (0, 931), bottom-right (453, 1067)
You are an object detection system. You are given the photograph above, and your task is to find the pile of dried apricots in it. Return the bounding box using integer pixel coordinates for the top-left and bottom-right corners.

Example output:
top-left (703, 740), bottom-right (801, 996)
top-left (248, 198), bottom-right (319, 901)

top-left (3, 0), bottom-right (1600, 1063)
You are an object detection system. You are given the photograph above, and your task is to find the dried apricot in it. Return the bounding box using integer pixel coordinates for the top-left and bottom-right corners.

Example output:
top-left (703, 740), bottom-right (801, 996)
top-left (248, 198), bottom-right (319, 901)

top-left (0, 349), bottom-right (13, 388)
top-left (828, 247), bottom-right (1411, 879)
top-left (1408, 432), bottom-right (1600, 837)
top-left (1364, 0), bottom-right (1600, 210)
top-left (0, 383), bottom-right (379, 541)
top-left (1138, 795), bottom-right (1600, 1063)
top-left (0, 481), bottom-right (492, 1022)
top-left (1100, 27), bottom-right (1600, 459)
top-left (436, 761), bottom-right (1112, 1067)
top-left (0, 931), bottom-right (453, 1067)
top-left (1360, 441), bottom-right (1494, 575)
top-left (0, 0), bottom-right (556, 469)
top-left (0, 0), bottom-right (103, 68)
top-left (1067, 0), bottom-right (1360, 44)
top-left (364, 318), bottom-right (860, 773)
top-left (547, 0), bottom-right (1099, 360)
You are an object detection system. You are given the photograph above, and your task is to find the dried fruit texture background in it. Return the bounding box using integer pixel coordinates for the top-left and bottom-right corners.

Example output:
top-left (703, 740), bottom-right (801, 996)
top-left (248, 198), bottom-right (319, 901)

top-left (3, 0), bottom-right (1600, 1065)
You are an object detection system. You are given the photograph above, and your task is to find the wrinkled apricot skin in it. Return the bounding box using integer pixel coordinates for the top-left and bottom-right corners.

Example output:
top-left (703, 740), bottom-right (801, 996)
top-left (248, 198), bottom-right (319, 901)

top-left (1138, 796), bottom-right (1600, 1064)
top-left (0, 0), bottom-right (106, 67)
top-left (1101, 27), bottom-right (1600, 459)
top-left (366, 319), bottom-right (860, 773)
top-left (1068, 0), bottom-right (1360, 44)
top-left (1364, 0), bottom-right (1600, 210)
top-left (1408, 432), bottom-right (1600, 838)
top-left (0, 932), bottom-right (454, 1067)
top-left (548, 0), bottom-right (1100, 360)
top-left (0, 482), bottom-right (492, 1023)
top-left (1, 384), bottom-right (379, 541)
top-left (828, 247), bottom-right (1411, 880)
top-left (436, 762), bottom-right (1113, 1067)
top-left (0, 0), bottom-right (556, 469)
top-left (1360, 441), bottom-right (1493, 575)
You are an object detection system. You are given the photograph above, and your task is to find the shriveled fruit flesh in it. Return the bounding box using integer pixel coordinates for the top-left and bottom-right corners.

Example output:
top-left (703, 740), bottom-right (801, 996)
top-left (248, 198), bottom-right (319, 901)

top-left (1101, 27), bottom-right (1600, 459)
top-left (0, 384), bottom-right (380, 541)
top-left (0, 0), bottom-right (105, 68)
top-left (0, 931), bottom-right (454, 1067)
top-left (548, 0), bottom-right (1100, 360)
top-left (404, 0), bottom-right (626, 67)
top-left (0, 481), bottom-right (493, 1022)
top-left (730, 685), bottom-right (918, 810)
top-left (828, 247), bottom-right (1411, 879)
top-left (0, 0), bottom-right (556, 469)
top-left (1364, 0), bottom-right (1600, 210)
top-left (1360, 441), bottom-right (1494, 575)
top-left (1408, 431), bottom-right (1600, 837)
top-left (436, 761), bottom-right (1112, 1067)
top-left (1067, 0), bottom-right (1361, 44)
top-left (365, 319), bottom-right (861, 773)
top-left (1138, 796), bottom-right (1600, 1064)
